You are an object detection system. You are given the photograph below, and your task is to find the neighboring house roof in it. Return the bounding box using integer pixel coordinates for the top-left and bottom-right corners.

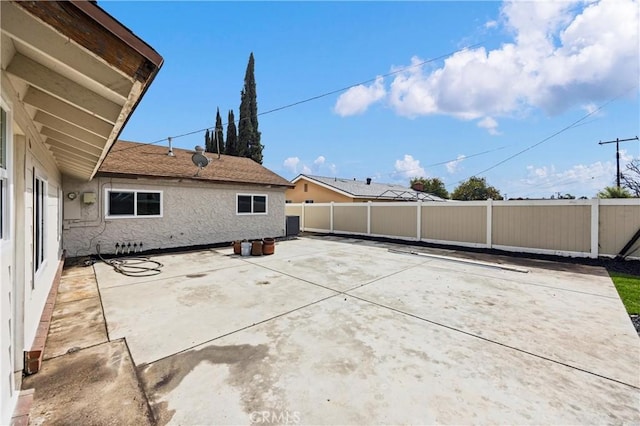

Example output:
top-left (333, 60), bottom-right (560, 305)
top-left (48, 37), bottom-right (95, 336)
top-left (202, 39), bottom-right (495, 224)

top-left (98, 141), bottom-right (293, 188)
top-left (292, 174), bottom-right (446, 201)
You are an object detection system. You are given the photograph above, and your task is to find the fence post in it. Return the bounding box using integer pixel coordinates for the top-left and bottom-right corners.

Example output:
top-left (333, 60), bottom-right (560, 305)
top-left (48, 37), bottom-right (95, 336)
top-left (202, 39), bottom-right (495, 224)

top-left (416, 201), bottom-right (422, 241)
top-left (301, 203), bottom-right (305, 231)
top-left (486, 199), bottom-right (493, 249)
top-left (367, 201), bottom-right (371, 235)
top-left (590, 198), bottom-right (599, 258)
top-left (330, 202), bottom-right (334, 233)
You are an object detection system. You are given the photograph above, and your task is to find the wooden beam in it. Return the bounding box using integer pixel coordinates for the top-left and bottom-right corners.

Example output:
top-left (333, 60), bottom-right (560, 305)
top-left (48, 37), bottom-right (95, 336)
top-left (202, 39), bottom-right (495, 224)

top-left (53, 159), bottom-right (95, 178)
top-left (13, 1), bottom-right (160, 80)
top-left (23, 87), bottom-right (112, 138)
top-left (34, 111), bottom-right (107, 150)
top-left (7, 53), bottom-right (122, 123)
top-left (48, 146), bottom-right (99, 167)
top-left (41, 127), bottom-right (103, 157)
top-left (1, 1), bottom-right (133, 99)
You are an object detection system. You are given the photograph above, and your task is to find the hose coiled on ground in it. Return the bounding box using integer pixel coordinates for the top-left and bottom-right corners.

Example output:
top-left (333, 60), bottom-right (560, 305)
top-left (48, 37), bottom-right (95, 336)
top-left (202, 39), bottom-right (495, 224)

top-left (96, 244), bottom-right (163, 277)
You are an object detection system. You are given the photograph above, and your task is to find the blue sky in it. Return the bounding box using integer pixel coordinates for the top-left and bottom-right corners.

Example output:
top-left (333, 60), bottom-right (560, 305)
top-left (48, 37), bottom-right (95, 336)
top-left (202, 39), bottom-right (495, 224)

top-left (101, 1), bottom-right (639, 198)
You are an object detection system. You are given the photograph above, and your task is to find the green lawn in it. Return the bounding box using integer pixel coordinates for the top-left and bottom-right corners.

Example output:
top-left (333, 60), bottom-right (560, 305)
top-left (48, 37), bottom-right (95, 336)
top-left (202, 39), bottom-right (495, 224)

top-left (609, 272), bottom-right (640, 314)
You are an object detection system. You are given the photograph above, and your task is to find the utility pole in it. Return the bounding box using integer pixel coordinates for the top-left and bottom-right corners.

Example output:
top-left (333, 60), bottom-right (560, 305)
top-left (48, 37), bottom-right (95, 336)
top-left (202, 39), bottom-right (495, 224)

top-left (598, 136), bottom-right (639, 188)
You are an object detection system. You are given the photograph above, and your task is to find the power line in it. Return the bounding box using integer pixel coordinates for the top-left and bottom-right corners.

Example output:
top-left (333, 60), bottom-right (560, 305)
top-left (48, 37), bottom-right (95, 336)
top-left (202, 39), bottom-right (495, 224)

top-left (447, 85), bottom-right (638, 189)
top-left (112, 42), bottom-right (484, 153)
top-left (598, 136), bottom-right (639, 188)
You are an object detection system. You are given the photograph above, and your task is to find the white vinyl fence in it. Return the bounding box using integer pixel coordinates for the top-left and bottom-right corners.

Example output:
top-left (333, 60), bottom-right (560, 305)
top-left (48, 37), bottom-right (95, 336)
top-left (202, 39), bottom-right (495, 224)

top-left (286, 199), bottom-right (640, 259)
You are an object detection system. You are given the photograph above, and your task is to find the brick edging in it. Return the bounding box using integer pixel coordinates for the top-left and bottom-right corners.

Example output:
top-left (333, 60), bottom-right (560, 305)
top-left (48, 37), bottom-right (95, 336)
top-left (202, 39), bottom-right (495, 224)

top-left (24, 257), bottom-right (65, 375)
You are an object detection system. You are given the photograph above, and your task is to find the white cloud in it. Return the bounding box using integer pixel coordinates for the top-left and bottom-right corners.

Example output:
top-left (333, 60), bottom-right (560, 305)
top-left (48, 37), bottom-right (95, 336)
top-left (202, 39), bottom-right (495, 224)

top-left (619, 148), bottom-right (637, 163)
top-left (519, 160), bottom-right (616, 197)
top-left (446, 155), bottom-right (466, 174)
top-left (283, 157), bottom-right (300, 173)
top-left (284, 155), bottom-right (334, 176)
top-left (581, 102), bottom-right (600, 115)
top-left (310, 155), bottom-right (326, 173)
top-left (336, 0), bottom-right (639, 120)
top-left (334, 76), bottom-right (386, 116)
top-left (485, 20), bottom-right (498, 29)
top-left (394, 154), bottom-right (425, 179)
top-left (477, 117), bottom-right (501, 135)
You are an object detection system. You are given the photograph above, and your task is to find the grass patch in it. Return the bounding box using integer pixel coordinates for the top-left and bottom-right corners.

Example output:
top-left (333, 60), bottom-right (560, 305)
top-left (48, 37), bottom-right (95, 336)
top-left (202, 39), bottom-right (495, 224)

top-left (609, 272), bottom-right (640, 314)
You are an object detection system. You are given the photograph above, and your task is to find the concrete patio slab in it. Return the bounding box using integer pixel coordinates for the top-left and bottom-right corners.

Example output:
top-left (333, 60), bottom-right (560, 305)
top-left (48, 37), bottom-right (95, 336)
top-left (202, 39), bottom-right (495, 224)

top-left (43, 265), bottom-right (107, 360)
top-left (348, 257), bottom-right (639, 388)
top-left (94, 248), bottom-right (241, 290)
top-left (65, 236), bottom-right (638, 424)
top-left (25, 340), bottom-right (153, 426)
top-left (140, 295), bottom-right (638, 425)
top-left (249, 245), bottom-right (430, 292)
top-left (100, 259), bottom-right (337, 365)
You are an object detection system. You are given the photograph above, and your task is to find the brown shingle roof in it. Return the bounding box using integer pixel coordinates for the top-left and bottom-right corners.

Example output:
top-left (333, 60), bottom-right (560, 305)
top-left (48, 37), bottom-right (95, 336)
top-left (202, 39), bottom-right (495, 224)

top-left (98, 140), bottom-right (293, 187)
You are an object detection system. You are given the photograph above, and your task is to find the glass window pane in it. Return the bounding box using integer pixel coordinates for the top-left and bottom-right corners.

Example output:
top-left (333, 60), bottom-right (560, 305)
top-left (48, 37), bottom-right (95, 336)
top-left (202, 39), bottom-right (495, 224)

top-left (0, 108), bottom-right (5, 170)
top-left (238, 195), bottom-right (252, 213)
top-left (109, 192), bottom-right (134, 215)
top-left (137, 192), bottom-right (160, 215)
top-left (253, 196), bottom-right (266, 213)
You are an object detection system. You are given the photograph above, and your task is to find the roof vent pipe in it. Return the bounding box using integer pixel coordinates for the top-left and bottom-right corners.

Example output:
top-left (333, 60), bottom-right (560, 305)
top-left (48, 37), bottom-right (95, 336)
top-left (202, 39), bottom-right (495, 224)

top-left (167, 137), bottom-right (175, 157)
top-left (366, 177), bottom-right (372, 185)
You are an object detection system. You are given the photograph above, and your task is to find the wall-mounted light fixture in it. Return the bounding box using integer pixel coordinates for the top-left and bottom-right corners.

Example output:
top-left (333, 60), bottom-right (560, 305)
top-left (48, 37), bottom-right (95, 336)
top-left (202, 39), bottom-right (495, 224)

top-left (67, 192), bottom-right (78, 200)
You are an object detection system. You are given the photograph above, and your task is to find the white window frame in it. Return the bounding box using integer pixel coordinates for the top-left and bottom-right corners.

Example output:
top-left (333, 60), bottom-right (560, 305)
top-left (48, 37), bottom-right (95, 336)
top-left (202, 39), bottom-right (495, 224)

top-left (33, 172), bottom-right (47, 274)
top-left (0, 98), bottom-right (12, 243)
top-left (236, 193), bottom-right (268, 215)
top-left (105, 189), bottom-right (163, 219)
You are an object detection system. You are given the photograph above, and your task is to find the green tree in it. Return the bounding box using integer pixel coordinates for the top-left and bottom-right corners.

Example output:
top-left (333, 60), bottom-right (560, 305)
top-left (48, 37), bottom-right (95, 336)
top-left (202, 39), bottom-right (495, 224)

top-left (214, 108), bottom-right (225, 155)
top-left (238, 52), bottom-right (263, 163)
top-left (204, 129), bottom-right (213, 153)
top-left (225, 110), bottom-right (238, 156)
top-left (597, 186), bottom-right (632, 198)
top-left (451, 176), bottom-right (503, 200)
top-left (410, 177), bottom-right (449, 199)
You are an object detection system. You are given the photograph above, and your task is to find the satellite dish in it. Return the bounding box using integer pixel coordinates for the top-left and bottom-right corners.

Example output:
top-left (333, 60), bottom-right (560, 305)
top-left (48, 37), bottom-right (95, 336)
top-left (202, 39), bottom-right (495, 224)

top-left (192, 153), bottom-right (210, 168)
top-left (192, 146), bottom-right (211, 176)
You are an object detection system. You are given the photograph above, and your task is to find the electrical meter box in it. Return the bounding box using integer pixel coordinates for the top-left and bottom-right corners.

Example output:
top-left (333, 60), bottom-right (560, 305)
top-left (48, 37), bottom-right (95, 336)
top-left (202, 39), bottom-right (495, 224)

top-left (83, 192), bottom-right (97, 204)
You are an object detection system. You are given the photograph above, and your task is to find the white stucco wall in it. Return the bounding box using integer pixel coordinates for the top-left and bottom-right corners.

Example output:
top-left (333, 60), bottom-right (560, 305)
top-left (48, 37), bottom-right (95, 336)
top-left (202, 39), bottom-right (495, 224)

top-left (2, 84), bottom-right (64, 424)
top-left (62, 176), bottom-right (287, 257)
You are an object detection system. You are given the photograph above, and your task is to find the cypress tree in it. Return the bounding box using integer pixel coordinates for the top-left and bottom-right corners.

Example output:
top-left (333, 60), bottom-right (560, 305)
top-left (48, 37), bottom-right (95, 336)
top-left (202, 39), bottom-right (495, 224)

top-left (238, 52), bottom-right (263, 163)
top-left (225, 110), bottom-right (238, 156)
top-left (214, 108), bottom-right (225, 155)
top-left (204, 129), bottom-right (213, 153)
top-left (237, 88), bottom-right (252, 158)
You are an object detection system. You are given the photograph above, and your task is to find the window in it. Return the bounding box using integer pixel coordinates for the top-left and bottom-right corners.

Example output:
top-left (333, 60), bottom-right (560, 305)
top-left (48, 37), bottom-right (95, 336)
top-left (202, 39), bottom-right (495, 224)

top-left (0, 107), bottom-right (6, 170)
top-left (303, 183), bottom-right (308, 192)
top-left (0, 106), bottom-right (7, 240)
top-left (237, 194), bottom-right (267, 215)
top-left (34, 174), bottom-right (46, 272)
top-left (106, 190), bottom-right (162, 218)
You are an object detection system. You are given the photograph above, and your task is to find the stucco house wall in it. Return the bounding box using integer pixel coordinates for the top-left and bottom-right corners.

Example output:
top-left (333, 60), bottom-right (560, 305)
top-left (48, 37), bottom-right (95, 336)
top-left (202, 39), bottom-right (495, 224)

top-left (63, 176), bottom-right (287, 257)
top-left (1, 95), bottom-right (65, 421)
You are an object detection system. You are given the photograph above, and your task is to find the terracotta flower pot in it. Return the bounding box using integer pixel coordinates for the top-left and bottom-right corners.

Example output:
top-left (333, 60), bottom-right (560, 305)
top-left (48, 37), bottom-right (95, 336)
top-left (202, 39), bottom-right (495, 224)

top-left (233, 241), bottom-right (242, 255)
top-left (262, 238), bottom-right (275, 255)
top-left (251, 240), bottom-right (263, 256)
